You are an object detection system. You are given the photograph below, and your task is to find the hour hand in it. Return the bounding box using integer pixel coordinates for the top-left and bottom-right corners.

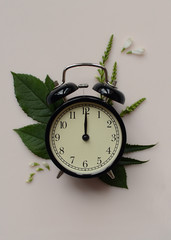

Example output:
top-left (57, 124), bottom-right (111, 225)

top-left (82, 111), bottom-right (89, 141)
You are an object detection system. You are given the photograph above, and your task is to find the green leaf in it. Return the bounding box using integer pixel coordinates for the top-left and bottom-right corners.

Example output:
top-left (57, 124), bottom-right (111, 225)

top-left (99, 165), bottom-right (128, 189)
top-left (118, 157), bottom-right (148, 165)
top-left (124, 143), bottom-right (156, 153)
top-left (110, 61), bottom-right (117, 84)
top-left (120, 98), bottom-right (146, 117)
top-left (102, 34), bottom-right (114, 65)
top-left (14, 124), bottom-right (49, 159)
top-left (45, 75), bottom-right (55, 92)
top-left (12, 72), bottom-right (55, 123)
top-left (95, 76), bottom-right (101, 82)
top-left (97, 34), bottom-right (114, 83)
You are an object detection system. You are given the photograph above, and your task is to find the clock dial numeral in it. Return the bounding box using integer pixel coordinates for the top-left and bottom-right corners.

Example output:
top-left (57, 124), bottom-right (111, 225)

top-left (97, 157), bottom-right (102, 165)
top-left (60, 121), bottom-right (67, 129)
top-left (107, 120), bottom-right (112, 128)
top-left (111, 134), bottom-right (116, 141)
top-left (59, 147), bottom-right (64, 154)
top-left (83, 160), bottom-right (88, 168)
top-left (55, 134), bottom-right (60, 141)
top-left (70, 156), bottom-right (75, 164)
top-left (82, 107), bottom-right (90, 115)
top-left (106, 147), bottom-right (111, 154)
top-left (70, 111), bottom-right (76, 119)
top-left (98, 110), bottom-right (101, 118)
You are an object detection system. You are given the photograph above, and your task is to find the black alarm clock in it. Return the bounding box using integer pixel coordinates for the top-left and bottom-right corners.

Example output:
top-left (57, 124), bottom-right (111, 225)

top-left (45, 63), bottom-right (126, 179)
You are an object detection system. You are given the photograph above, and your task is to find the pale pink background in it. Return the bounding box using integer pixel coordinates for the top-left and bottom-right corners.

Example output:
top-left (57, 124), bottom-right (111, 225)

top-left (0, 0), bottom-right (171, 239)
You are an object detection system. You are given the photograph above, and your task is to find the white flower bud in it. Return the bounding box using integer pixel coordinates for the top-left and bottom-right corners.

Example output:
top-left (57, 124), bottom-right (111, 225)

top-left (36, 167), bottom-right (44, 172)
top-left (43, 162), bottom-right (50, 170)
top-left (121, 38), bottom-right (133, 52)
top-left (29, 162), bottom-right (40, 167)
top-left (127, 48), bottom-right (145, 55)
top-left (26, 173), bottom-right (35, 183)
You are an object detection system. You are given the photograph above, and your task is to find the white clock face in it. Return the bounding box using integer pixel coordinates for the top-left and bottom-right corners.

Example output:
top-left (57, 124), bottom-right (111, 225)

top-left (46, 97), bottom-right (126, 177)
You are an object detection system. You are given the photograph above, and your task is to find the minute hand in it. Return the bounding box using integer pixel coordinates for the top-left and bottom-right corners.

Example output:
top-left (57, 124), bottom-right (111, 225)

top-left (84, 111), bottom-right (88, 135)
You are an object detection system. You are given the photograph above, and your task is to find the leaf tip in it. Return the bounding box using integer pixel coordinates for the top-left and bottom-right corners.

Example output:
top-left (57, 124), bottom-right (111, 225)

top-left (11, 71), bottom-right (17, 78)
top-left (13, 128), bottom-right (18, 133)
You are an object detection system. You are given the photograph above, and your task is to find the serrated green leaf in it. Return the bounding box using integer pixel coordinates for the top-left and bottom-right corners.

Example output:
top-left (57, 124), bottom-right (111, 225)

top-left (97, 34), bottom-right (114, 83)
top-left (118, 157), bottom-right (148, 165)
top-left (124, 143), bottom-right (156, 153)
top-left (14, 124), bottom-right (49, 159)
top-left (110, 61), bottom-right (117, 84)
top-left (102, 34), bottom-right (114, 65)
top-left (120, 98), bottom-right (146, 117)
top-left (99, 165), bottom-right (128, 189)
top-left (45, 75), bottom-right (55, 92)
top-left (12, 72), bottom-right (56, 123)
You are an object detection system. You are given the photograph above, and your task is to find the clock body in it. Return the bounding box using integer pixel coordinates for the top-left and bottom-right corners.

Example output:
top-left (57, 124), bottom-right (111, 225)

top-left (45, 96), bottom-right (126, 178)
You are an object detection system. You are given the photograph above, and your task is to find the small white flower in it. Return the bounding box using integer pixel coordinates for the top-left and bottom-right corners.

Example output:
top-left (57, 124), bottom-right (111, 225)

top-left (121, 38), bottom-right (133, 52)
top-left (127, 48), bottom-right (145, 55)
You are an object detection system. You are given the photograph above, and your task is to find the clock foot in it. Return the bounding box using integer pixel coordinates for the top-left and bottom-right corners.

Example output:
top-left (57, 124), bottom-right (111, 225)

top-left (57, 170), bottom-right (64, 179)
top-left (107, 170), bottom-right (115, 179)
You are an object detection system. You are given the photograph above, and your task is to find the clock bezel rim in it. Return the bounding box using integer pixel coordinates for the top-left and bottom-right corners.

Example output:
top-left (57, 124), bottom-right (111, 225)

top-left (45, 95), bottom-right (127, 178)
